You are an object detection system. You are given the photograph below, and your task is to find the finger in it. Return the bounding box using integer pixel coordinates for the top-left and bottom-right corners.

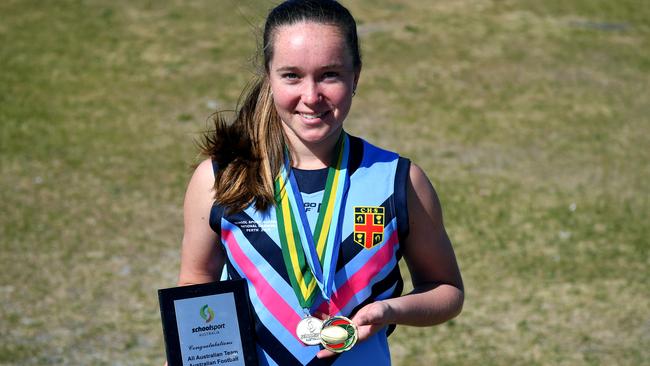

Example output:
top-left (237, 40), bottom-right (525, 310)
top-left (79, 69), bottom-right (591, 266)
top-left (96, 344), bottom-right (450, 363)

top-left (354, 305), bottom-right (379, 322)
top-left (351, 312), bottom-right (371, 326)
top-left (312, 310), bottom-right (329, 320)
top-left (316, 349), bottom-right (337, 359)
top-left (355, 323), bottom-right (378, 341)
top-left (352, 310), bottom-right (381, 327)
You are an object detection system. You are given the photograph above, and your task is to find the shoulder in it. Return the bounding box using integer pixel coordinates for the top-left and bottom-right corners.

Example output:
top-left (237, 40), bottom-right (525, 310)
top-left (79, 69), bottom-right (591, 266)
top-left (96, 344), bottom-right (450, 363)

top-left (406, 162), bottom-right (443, 224)
top-left (408, 163), bottom-right (431, 190)
top-left (194, 158), bottom-right (216, 180)
top-left (184, 159), bottom-right (216, 208)
top-left (189, 159), bottom-right (216, 189)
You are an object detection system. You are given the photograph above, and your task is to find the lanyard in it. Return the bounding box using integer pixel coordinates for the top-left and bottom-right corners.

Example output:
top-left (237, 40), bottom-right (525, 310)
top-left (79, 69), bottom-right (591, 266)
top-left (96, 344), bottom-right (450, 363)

top-left (274, 132), bottom-right (350, 308)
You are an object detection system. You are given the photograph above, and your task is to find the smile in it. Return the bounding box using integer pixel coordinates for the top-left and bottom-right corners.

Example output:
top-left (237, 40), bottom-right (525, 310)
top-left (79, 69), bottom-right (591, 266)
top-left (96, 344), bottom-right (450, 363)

top-left (299, 111), bottom-right (329, 119)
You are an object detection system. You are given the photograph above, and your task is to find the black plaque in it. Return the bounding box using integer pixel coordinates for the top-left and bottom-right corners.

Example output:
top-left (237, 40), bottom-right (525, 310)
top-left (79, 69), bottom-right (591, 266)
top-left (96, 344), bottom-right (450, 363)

top-left (158, 279), bottom-right (258, 366)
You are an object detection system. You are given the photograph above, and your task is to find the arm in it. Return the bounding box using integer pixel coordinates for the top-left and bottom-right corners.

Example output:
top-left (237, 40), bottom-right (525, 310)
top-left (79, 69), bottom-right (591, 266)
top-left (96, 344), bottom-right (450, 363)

top-left (165, 160), bottom-right (225, 365)
top-left (178, 159), bottom-right (225, 286)
top-left (317, 163), bottom-right (463, 358)
top-left (378, 163), bottom-right (464, 325)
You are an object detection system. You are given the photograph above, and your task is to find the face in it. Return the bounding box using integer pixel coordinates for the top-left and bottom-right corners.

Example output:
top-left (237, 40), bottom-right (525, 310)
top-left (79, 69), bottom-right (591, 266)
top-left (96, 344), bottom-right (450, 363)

top-left (268, 22), bottom-right (360, 150)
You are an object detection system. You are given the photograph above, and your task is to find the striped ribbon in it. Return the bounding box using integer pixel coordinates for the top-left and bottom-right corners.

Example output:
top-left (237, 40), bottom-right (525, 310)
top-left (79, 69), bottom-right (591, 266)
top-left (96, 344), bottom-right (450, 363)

top-left (274, 132), bottom-right (350, 308)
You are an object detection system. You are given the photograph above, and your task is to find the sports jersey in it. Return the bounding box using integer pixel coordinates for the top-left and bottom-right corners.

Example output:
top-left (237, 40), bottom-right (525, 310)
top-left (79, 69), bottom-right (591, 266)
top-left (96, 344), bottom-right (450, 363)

top-left (209, 135), bottom-right (410, 365)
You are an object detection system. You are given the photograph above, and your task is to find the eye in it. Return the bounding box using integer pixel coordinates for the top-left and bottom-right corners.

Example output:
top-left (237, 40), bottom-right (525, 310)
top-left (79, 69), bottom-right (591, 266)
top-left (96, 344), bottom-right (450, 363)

top-left (322, 71), bottom-right (340, 79)
top-left (281, 72), bottom-right (299, 80)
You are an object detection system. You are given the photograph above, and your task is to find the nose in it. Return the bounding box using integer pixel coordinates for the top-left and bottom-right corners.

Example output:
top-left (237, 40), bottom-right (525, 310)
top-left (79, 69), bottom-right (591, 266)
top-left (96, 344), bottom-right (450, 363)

top-left (302, 80), bottom-right (321, 105)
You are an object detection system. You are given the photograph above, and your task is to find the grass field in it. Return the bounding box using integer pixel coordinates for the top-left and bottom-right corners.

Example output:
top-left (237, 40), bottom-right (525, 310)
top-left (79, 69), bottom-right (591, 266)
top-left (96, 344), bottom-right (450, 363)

top-left (1, 0), bottom-right (649, 365)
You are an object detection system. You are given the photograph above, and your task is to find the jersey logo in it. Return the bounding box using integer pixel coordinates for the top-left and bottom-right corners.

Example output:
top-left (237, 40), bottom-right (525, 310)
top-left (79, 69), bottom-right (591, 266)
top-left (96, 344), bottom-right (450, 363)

top-left (353, 206), bottom-right (385, 249)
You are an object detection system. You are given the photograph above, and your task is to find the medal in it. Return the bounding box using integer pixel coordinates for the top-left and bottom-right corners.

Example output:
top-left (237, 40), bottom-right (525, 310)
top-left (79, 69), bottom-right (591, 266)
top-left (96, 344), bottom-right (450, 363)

top-left (319, 316), bottom-right (358, 352)
top-left (275, 132), bottom-right (351, 347)
top-left (296, 316), bottom-right (323, 346)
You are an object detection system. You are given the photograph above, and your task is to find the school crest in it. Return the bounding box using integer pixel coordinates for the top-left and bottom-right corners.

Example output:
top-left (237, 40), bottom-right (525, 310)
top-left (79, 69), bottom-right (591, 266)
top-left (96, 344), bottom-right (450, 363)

top-left (353, 206), bottom-right (385, 249)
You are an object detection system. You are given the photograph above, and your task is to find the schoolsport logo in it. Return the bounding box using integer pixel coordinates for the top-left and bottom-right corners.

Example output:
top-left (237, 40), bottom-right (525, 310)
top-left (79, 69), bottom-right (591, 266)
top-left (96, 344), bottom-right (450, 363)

top-left (200, 304), bottom-right (215, 323)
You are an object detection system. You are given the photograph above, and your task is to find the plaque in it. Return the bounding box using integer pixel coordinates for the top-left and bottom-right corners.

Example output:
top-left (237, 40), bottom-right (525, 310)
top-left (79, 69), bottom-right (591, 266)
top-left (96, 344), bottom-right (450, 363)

top-left (158, 279), bottom-right (258, 366)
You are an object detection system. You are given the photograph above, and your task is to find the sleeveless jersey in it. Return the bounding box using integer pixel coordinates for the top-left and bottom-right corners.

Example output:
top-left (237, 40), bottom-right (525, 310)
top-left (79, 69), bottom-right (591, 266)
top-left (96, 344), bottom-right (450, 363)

top-left (210, 135), bottom-right (410, 365)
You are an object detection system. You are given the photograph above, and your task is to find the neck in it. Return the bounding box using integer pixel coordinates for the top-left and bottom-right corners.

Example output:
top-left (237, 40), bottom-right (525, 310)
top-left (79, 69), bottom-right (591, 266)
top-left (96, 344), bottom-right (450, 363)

top-left (285, 129), bottom-right (343, 170)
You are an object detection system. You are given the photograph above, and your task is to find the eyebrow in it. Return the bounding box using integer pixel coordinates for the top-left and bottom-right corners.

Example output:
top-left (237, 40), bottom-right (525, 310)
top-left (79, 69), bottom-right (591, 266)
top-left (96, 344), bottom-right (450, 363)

top-left (274, 66), bottom-right (299, 73)
top-left (274, 63), bottom-right (347, 73)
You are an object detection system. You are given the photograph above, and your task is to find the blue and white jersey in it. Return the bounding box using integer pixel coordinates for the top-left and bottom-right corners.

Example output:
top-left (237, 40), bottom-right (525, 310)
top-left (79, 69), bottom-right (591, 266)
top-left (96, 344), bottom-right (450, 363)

top-left (210, 135), bottom-right (411, 365)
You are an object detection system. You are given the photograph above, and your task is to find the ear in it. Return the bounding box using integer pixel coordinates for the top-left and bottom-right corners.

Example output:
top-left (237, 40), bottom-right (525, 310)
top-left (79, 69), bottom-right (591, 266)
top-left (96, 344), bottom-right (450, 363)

top-left (353, 67), bottom-right (361, 91)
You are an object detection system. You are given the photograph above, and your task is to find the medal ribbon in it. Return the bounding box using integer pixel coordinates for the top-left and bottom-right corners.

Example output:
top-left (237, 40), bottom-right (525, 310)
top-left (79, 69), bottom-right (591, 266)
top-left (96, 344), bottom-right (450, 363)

top-left (274, 133), bottom-right (350, 308)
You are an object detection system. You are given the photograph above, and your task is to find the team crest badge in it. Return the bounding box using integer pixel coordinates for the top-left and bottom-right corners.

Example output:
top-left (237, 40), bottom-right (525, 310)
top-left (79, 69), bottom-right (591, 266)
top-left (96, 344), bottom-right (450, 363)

top-left (353, 207), bottom-right (385, 249)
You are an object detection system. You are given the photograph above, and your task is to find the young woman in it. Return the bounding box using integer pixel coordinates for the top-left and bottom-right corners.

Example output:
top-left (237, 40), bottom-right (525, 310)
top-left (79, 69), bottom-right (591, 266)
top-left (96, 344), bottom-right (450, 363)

top-left (178, 1), bottom-right (463, 364)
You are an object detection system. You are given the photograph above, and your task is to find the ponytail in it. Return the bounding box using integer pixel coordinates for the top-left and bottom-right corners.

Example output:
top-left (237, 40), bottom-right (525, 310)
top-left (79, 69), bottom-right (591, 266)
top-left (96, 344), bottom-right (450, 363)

top-left (200, 76), bottom-right (284, 213)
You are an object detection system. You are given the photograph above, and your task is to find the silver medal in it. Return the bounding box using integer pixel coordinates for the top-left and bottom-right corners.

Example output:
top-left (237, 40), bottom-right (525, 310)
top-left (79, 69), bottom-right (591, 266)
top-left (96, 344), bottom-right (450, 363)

top-left (296, 316), bottom-right (323, 346)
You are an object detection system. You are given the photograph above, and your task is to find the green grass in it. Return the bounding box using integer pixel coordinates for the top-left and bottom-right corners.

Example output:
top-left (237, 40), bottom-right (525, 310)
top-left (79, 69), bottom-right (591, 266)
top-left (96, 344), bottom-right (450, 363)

top-left (1, 0), bottom-right (648, 364)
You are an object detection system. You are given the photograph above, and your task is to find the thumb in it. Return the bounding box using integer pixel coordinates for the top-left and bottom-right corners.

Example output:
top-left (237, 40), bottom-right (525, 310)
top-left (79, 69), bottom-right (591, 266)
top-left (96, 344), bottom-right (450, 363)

top-left (353, 301), bottom-right (389, 326)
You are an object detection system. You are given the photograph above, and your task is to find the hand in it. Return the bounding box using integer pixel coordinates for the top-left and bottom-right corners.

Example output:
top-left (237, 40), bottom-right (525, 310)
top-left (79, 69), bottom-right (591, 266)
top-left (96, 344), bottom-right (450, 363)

top-left (316, 301), bottom-right (395, 359)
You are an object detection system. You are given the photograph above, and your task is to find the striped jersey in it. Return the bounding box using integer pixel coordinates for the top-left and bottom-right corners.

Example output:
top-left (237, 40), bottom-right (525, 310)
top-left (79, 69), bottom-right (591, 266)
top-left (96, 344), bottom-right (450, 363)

top-left (210, 135), bottom-right (410, 365)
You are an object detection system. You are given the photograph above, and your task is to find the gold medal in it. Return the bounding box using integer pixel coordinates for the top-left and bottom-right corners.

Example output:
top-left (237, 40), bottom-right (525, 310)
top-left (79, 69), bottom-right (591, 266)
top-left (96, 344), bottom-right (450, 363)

top-left (319, 316), bottom-right (358, 352)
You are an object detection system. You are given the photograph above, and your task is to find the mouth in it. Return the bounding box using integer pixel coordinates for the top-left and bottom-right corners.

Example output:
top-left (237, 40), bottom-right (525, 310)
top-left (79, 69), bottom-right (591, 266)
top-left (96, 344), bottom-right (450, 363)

top-left (298, 111), bottom-right (330, 120)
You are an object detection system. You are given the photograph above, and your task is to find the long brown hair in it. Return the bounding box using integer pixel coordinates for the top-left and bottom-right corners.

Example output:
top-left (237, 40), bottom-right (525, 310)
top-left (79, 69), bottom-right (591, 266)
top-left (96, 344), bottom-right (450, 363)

top-left (200, 77), bottom-right (283, 213)
top-left (200, 0), bottom-right (361, 213)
